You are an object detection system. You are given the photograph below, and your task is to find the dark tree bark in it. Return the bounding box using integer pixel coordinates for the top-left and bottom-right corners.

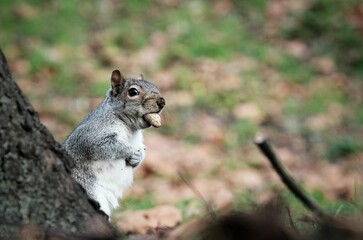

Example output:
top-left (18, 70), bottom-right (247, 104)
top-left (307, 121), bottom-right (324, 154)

top-left (0, 49), bottom-right (116, 239)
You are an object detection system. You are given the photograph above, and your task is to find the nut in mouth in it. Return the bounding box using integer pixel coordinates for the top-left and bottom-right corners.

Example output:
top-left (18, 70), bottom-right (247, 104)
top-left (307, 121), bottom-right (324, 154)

top-left (143, 113), bottom-right (162, 128)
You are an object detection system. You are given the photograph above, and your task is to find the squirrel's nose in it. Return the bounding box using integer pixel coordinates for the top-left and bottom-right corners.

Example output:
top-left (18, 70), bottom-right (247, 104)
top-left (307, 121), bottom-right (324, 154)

top-left (157, 97), bottom-right (165, 109)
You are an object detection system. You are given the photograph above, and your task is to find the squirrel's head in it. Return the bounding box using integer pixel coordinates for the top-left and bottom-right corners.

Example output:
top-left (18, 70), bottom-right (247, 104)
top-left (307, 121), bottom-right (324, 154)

top-left (107, 69), bottom-right (165, 130)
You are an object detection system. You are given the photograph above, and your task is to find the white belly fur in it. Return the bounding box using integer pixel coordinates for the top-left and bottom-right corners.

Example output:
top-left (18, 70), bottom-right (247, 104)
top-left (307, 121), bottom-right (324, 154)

top-left (91, 159), bottom-right (134, 216)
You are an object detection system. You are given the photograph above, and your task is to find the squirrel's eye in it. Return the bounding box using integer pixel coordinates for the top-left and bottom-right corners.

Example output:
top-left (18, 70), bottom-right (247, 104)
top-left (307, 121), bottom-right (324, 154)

top-left (128, 88), bottom-right (139, 97)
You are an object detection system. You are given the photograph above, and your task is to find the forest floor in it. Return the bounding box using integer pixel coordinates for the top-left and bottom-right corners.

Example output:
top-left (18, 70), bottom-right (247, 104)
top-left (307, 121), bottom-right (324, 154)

top-left (2, 0), bottom-right (363, 238)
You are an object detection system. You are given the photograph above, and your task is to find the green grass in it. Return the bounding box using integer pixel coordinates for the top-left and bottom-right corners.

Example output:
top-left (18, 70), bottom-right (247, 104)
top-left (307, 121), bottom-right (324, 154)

top-left (158, 2), bottom-right (271, 66)
top-left (283, 85), bottom-right (347, 121)
top-left (51, 70), bottom-right (79, 96)
top-left (195, 91), bottom-right (242, 112)
top-left (184, 133), bottom-right (201, 145)
top-left (0, 0), bottom-right (275, 102)
top-left (27, 48), bottom-right (55, 74)
top-left (231, 0), bottom-right (268, 36)
top-left (283, 0), bottom-right (363, 77)
top-left (120, 194), bottom-right (155, 211)
top-left (353, 104), bottom-right (363, 125)
top-left (232, 190), bottom-right (260, 212)
top-left (174, 66), bottom-right (194, 90)
top-left (278, 55), bottom-right (314, 84)
top-left (175, 198), bottom-right (204, 221)
top-left (326, 137), bottom-right (363, 162)
top-left (233, 119), bottom-right (257, 144)
top-left (90, 82), bottom-right (110, 97)
top-left (303, 88), bottom-right (346, 116)
top-left (286, 188), bottom-right (361, 217)
top-left (0, 0), bottom-right (88, 46)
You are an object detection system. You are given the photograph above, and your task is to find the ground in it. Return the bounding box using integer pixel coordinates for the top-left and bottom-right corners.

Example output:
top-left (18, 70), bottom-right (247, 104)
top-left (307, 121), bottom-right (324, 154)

top-left (1, 0), bottom-right (363, 237)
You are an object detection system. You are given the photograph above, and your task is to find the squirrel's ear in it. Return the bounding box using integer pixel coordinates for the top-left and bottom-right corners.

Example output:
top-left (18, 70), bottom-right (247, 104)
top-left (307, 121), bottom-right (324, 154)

top-left (137, 74), bottom-right (144, 80)
top-left (111, 69), bottom-right (125, 96)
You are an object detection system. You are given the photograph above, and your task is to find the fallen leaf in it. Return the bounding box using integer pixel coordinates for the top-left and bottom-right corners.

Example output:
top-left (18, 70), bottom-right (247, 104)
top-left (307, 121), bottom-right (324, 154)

top-left (113, 205), bottom-right (181, 235)
top-left (142, 133), bottom-right (221, 177)
top-left (152, 71), bottom-right (177, 91)
top-left (284, 41), bottom-right (309, 59)
top-left (163, 90), bottom-right (195, 108)
top-left (311, 57), bottom-right (336, 74)
top-left (306, 103), bottom-right (346, 131)
top-left (193, 179), bottom-right (234, 210)
top-left (225, 169), bottom-right (265, 191)
top-left (194, 58), bottom-right (242, 93)
top-left (233, 102), bottom-right (266, 123)
top-left (169, 217), bottom-right (210, 240)
top-left (185, 111), bottom-right (226, 145)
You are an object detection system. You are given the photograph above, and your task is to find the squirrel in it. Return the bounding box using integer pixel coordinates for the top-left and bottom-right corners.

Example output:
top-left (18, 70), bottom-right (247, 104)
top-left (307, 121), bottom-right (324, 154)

top-left (63, 69), bottom-right (165, 218)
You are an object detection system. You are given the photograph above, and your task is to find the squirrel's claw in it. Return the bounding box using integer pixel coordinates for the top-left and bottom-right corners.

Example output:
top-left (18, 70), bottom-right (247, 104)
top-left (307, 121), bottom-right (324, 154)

top-left (126, 148), bottom-right (145, 168)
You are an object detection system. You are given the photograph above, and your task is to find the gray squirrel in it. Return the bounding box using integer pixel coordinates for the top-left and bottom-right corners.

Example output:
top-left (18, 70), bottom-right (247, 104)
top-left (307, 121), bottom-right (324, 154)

top-left (63, 69), bottom-right (165, 218)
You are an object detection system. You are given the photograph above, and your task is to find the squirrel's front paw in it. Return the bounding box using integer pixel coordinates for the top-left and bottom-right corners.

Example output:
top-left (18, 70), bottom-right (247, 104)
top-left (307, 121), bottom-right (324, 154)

top-left (126, 148), bottom-right (145, 168)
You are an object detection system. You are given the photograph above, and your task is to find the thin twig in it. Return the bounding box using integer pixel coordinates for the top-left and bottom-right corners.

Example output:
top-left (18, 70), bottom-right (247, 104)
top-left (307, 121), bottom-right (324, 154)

top-left (254, 133), bottom-right (329, 219)
top-left (286, 206), bottom-right (300, 234)
top-left (178, 169), bottom-right (217, 219)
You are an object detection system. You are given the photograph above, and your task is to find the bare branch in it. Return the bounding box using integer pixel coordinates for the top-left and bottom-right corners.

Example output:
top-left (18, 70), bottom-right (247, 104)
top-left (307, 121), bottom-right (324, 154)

top-left (254, 133), bottom-right (328, 219)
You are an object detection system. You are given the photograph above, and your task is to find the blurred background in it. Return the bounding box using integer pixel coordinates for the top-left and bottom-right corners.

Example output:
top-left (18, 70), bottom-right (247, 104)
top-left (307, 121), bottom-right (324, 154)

top-left (1, 0), bottom-right (363, 234)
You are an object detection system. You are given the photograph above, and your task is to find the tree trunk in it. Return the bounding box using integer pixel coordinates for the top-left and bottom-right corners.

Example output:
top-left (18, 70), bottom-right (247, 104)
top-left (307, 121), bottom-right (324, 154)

top-left (0, 49), bottom-right (116, 239)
